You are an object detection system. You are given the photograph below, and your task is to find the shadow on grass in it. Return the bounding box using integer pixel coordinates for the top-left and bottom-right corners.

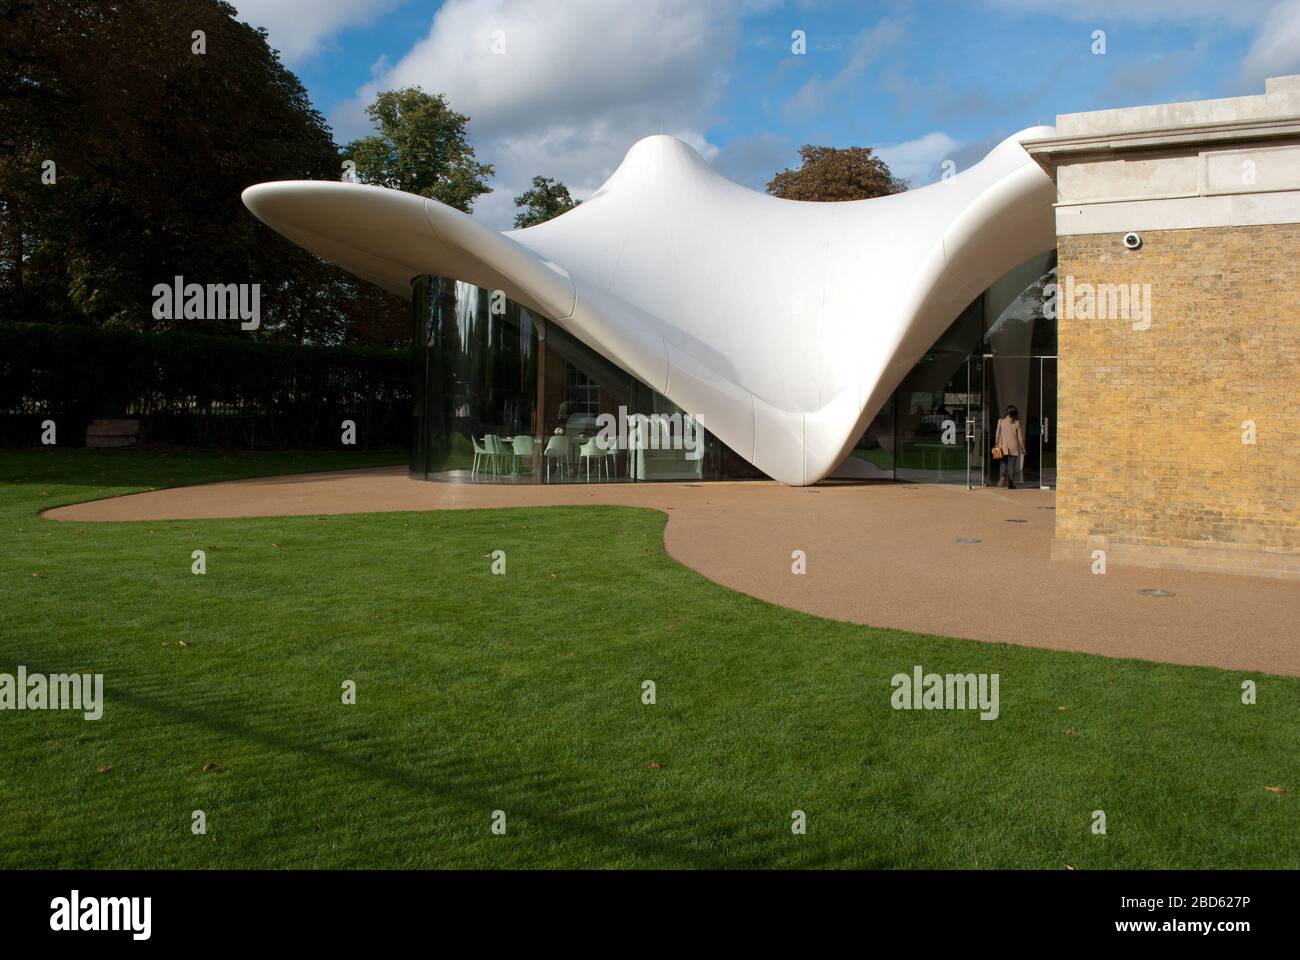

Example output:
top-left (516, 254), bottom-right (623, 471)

top-left (29, 659), bottom-right (791, 869)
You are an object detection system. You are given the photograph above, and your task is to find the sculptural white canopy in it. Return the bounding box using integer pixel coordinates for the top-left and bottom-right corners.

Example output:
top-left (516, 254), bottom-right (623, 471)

top-left (243, 126), bottom-right (1057, 485)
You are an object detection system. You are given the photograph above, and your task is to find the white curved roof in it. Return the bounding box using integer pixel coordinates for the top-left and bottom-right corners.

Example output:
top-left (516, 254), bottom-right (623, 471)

top-left (243, 127), bottom-right (1057, 485)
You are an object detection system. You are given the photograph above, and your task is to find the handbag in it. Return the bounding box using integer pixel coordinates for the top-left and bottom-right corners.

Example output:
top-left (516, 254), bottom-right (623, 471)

top-left (991, 446), bottom-right (1004, 460)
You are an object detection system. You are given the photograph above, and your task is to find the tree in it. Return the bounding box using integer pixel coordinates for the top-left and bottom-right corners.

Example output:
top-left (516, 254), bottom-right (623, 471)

top-left (342, 88), bottom-right (495, 213)
top-left (765, 145), bottom-right (908, 202)
top-left (0, 0), bottom-right (348, 338)
top-left (512, 176), bottom-right (580, 228)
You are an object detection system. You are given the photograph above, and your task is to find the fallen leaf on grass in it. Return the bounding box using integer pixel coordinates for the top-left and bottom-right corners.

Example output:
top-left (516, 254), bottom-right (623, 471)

top-left (646, 762), bottom-right (661, 769)
top-left (202, 762), bottom-right (219, 773)
top-left (177, 639), bottom-right (188, 648)
top-left (1265, 786), bottom-right (1284, 794)
top-left (97, 764), bottom-right (112, 774)
top-left (1063, 729), bottom-right (1076, 736)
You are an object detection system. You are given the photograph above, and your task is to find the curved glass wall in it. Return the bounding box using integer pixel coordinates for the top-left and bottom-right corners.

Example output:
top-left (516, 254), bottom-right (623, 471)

top-left (410, 276), bottom-right (763, 483)
top-left (844, 250), bottom-right (1058, 486)
top-left (413, 253), bottom-right (1059, 487)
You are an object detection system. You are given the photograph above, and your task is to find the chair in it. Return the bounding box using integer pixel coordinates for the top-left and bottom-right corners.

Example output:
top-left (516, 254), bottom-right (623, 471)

top-left (471, 436), bottom-right (493, 480)
top-left (543, 435), bottom-right (572, 482)
top-left (511, 435), bottom-right (537, 479)
top-left (483, 435), bottom-right (510, 477)
top-left (578, 436), bottom-right (616, 482)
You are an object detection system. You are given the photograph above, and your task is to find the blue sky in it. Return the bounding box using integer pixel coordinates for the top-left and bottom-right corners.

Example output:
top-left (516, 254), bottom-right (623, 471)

top-left (231, 0), bottom-right (1300, 228)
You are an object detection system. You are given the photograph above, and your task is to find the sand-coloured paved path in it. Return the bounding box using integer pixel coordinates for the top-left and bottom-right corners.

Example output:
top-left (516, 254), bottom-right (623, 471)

top-left (45, 467), bottom-right (1300, 676)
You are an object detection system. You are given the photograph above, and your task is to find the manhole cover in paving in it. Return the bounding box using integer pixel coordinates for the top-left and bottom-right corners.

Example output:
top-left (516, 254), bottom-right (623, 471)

top-left (1137, 588), bottom-right (1175, 599)
top-left (956, 538), bottom-right (982, 544)
top-left (1005, 518), bottom-right (1028, 523)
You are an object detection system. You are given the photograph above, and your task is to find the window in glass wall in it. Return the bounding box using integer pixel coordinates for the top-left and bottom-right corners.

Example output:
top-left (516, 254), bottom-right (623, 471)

top-left (842, 249), bottom-right (1059, 486)
top-left (981, 252), bottom-right (1058, 487)
top-left (892, 296), bottom-right (982, 483)
top-left (411, 275), bottom-right (762, 484)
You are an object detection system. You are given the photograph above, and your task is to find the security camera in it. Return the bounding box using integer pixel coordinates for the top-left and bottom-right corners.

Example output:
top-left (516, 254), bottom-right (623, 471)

top-left (1122, 232), bottom-right (1142, 250)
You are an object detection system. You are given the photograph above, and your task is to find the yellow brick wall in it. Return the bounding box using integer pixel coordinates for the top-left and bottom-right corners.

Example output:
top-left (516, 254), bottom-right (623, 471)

top-left (1056, 224), bottom-right (1300, 557)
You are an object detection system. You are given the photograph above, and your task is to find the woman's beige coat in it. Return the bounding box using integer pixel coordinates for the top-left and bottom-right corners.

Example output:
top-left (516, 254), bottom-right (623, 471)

top-left (995, 416), bottom-right (1025, 456)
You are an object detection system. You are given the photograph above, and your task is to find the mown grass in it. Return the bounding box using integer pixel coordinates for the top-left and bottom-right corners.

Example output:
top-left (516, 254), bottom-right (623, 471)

top-left (0, 447), bottom-right (1295, 868)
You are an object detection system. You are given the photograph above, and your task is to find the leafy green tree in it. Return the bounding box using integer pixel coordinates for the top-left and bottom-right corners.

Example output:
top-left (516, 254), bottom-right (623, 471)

top-left (766, 145), bottom-right (908, 201)
top-left (0, 0), bottom-right (349, 338)
top-left (342, 88), bottom-right (495, 213)
top-left (512, 176), bottom-right (580, 228)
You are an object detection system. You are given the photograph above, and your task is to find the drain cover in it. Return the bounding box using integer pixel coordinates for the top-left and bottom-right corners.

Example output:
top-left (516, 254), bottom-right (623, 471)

top-left (1005, 518), bottom-right (1028, 523)
top-left (1137, 588), bottom-right (1175, 599)
top-left (956, 537), bottom-right (982, 544)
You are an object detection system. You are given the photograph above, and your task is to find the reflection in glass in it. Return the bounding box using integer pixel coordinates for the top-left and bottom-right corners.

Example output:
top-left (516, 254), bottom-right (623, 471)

top-left (410, 276), bottom-right (761, 483)
top-left (415, 247), bottom-right (1061, 488)
top-left (843, 250), bottom-right (1059, 486)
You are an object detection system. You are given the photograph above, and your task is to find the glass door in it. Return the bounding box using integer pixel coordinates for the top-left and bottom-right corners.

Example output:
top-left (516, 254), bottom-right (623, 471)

top-left (895, 351), bottom-right (975, 484)
top-left (978, 354), bottom-right (1057, 488)
top-left (966, 353), bottom-right (985, 489)
top-left (1039, 356), bottom-right (1057, 489)
top-left (981, 354), bottom-right (1037, 488)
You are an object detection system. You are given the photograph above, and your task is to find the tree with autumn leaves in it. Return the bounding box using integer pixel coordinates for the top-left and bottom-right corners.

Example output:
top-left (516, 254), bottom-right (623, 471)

top-left (766, 145), bottom-right (908, 202)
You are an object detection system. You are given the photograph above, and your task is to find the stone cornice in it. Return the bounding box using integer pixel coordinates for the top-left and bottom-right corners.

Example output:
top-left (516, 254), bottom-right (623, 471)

top-left (1022, 117), bottom-right (1300, 176)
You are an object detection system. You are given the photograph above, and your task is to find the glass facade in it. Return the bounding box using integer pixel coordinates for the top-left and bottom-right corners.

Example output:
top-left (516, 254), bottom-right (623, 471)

top-left (411, 253), bottom-right (1058, 486)
top-left (410, 276), bottom-right (762, 482)
top-left (843, 250), bottom-right (1058, 486)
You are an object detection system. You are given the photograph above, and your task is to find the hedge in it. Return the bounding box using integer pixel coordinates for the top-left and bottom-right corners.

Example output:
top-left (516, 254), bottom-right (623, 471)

top-left (0, 322), bottom-right (411, 449)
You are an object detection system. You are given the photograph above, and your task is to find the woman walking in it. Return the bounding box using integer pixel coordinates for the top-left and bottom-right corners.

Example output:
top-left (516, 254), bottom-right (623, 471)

top-left (995, 405), bottom-right (1026, 489)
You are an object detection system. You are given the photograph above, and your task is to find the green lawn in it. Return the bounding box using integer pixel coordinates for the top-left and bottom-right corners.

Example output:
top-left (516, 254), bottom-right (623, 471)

top-left (0, 448), bottom-right (1295, 868)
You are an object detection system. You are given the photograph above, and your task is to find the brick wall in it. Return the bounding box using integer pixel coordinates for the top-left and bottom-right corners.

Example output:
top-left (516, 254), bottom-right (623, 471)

top-left (1054, 223), bottom-right (1300, 578)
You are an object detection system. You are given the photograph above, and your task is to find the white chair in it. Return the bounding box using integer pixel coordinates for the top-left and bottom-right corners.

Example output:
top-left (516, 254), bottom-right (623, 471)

top-left (511, 435), bottom-right (537, 479)
top-left (543, 435), bottom-right (572, 482)
top-left (471, 436), bottom-right (493, 480)
top-left (578, 436), bottom-right (616, 481)
top-left (484, 434), bottom-right (511, 477)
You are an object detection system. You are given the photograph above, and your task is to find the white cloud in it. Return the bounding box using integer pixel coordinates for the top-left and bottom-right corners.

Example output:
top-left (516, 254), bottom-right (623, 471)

top-left (977, 0), bottom-right (1274, 26)
top-left (977, 0), bottom-right (1300, 95)
top-left (876, 131), bottom-right (962, 187)
top-left (332, 0), bottom-right (739, 229)
top-left (979, 0), bottom-right (1300, 95)
top-left (230, 0), bottom-right (405, 64)
top-left (1241, 0), bottom-right (1300, 85)
top-left (783, 18), bottom-right (906, 117)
